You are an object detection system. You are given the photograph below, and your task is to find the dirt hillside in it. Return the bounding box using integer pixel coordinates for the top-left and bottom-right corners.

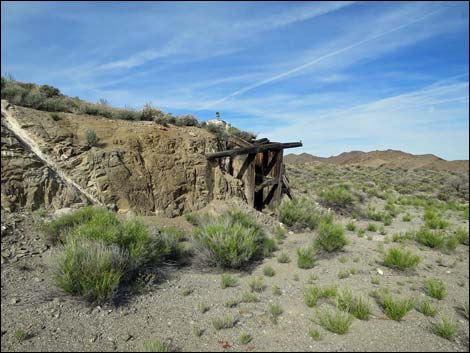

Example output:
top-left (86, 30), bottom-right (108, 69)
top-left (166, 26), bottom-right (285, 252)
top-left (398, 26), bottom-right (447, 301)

top-left (285, 150), bottom-right (469, 172)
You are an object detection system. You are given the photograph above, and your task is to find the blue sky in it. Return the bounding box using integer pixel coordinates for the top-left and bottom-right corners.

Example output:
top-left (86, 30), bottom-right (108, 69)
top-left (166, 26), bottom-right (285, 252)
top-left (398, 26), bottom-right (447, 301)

top-left (2, 1), bottom-right (469, 160)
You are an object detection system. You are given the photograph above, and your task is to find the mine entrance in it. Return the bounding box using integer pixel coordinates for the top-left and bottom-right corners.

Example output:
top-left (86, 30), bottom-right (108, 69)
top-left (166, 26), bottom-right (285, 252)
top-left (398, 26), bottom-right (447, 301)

top-left (207, 139), bottom-right (302, 211)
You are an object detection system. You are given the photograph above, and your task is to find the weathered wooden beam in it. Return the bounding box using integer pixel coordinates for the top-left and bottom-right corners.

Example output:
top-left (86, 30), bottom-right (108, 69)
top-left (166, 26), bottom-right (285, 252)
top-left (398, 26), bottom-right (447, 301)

top-left (235, 153), bottom-right (256, 179)
top-left (264, 150), bottom-right (280, 176)
top-left (255, 177), bottom-right (277, 192)
top-left (263, 183), bottom-right (278, 205)
top-left (253, 138), bottom-right (269, 145)
top-left (207, 141), bottom-right (302, 159)
top-left (282, 175), bottom-right (292, 199)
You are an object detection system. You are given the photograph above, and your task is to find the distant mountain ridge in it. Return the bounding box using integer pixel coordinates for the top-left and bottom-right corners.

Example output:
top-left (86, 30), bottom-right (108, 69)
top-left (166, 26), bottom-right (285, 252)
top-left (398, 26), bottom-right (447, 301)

top-left (284, 150), bottom-right (469, 172)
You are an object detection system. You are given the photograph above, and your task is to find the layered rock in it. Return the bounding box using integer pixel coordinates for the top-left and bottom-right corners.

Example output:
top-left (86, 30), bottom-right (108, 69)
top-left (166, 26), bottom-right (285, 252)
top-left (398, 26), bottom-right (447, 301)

top-left (1, 103), bottom-right (246, 216)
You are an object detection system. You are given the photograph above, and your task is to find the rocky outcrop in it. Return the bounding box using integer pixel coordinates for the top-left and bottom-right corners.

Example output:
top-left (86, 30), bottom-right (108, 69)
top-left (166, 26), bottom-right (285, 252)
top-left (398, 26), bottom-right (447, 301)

top-left (1, 102), bottom-right (246, 216)
top-left (1, 119), bottom-right (85, 211)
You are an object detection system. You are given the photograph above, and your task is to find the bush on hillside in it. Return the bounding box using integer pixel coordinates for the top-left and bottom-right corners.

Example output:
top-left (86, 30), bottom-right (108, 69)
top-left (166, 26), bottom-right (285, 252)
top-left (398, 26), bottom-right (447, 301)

top-left (192, 210), bottom-right (273, 268)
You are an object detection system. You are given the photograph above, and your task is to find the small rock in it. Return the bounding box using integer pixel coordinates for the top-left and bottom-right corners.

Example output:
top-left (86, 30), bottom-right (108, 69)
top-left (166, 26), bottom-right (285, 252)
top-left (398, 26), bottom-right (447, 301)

top-left (9, 298), bottom-right (19, 304)
top-left (377, 268), bottom-right (384, 275)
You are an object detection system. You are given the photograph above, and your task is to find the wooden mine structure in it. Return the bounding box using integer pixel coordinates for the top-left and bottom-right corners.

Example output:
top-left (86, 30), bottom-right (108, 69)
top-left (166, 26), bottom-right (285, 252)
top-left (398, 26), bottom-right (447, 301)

top-left (207, 136), bottom-right (302, 211)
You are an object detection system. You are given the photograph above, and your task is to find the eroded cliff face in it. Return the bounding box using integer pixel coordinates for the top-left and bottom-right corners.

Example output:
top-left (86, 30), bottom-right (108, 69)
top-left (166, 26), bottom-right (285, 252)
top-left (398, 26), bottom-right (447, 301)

top-left (1, 119), bottom-right (85, 211)
top-left (1, 103), bottom-right (245, 216)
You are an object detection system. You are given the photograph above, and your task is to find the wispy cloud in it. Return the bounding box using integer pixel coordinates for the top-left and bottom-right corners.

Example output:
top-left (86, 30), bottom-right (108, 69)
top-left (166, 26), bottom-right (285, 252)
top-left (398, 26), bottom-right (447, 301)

top-left (205, 3), bottom-right (458, 108)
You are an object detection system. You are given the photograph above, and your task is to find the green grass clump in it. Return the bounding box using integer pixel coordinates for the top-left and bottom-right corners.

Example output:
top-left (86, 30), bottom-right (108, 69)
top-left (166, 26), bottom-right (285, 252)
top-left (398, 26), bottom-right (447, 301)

top-left (424, 278), bottom-right (446, 300)
top-left (432, 317), bottom-right (457, 340)
top-left (278, 197), bottom-right (332, 231)
top-left (212, 316), bottom-right (237, 330)
top-left (415, 298), bottom-right (438, 317)
top-left (49, 207), bottom-right (180, 302)
top-left (316, 306), bottom-right (353, 334)
top-left (241, 292), bottom-right (259, 303)
top-left (248, 276), bottom-right (266, 293)
top-left (314, 221), bottom-right (348, 252)
top-left (263, 265), bottom-right (275, 277)
top-left (402, 213), bottom-right (412, 222)
top-left (454, 227), bottom-right (469, 245)
top-left (423, 209), bottom-right (448, 230)
top-left (338, 269), bottom-right (350, 279)
top-left (319, 185), bottom-right (355, 212)
top-left (309, 328), bottom-right (321, 341)
top-left (304, 285), bottom-right (338, 307)
top-left (336, 290), bottom-right (371, 320)
top-left (367, 223), bottom-right (377, 232)
top-left (272, 285), bottom-right (282, 296)
top-left (85, 129), bottom-right (99, 147)
top-left (415, 228), bottom-right (445, 249)
top-left (143, 339), bottom-right (172, 352)
top-left (277, 251), bottom-right (291, 263)
top-left (346, 222), bottom-right (356, 231)
top-left (297, 246), bottom-right (316, 269)
top-left (198, 303), bottom-right (209, 314)
top-left (220, 274), bottom-right (238, 289)
top-left (192, 211), bottom-right (272, 268)
top-left (377, 293), bottom-right (413, 321)
top-left (14, 329), bottom-right (28, 342)
top-left (240, 333), bottom-right (252, 345)
top-left (225, 298), bottom-right (240, 308)
top-left (383, 247), bottom-right (420, 270)
top-left (267, 303), bottom-right (283, 324)
top-left (274, 226), bottom-right (287, 243)
top-left (54, 238), bottom-right (129, 302)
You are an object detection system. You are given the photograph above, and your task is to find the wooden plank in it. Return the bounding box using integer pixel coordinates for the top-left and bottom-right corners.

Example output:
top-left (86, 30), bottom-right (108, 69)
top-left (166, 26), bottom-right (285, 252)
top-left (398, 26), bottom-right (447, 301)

top-left (207, 141), bottom-right (302, 159)
top-left (264, 150), bottom-right (280, 176)
top-left (253, 138), bottom-right (269, 145)
top-left (255, 177), bottom-right (277, 192)
top-left (263, 183), bottom-right (278, 205)
top-left (235, 153), bottom-right (256, 179)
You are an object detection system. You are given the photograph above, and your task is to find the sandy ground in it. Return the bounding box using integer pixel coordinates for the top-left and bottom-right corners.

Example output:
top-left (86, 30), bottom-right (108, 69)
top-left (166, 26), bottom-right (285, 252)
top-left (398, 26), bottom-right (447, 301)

top-left (1, 203), bottom-right (469, 352)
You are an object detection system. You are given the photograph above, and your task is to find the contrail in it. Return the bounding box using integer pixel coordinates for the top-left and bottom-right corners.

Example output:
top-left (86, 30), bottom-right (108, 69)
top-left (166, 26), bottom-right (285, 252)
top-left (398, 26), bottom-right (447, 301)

top-left (205, 4), bottom-right (456, 108)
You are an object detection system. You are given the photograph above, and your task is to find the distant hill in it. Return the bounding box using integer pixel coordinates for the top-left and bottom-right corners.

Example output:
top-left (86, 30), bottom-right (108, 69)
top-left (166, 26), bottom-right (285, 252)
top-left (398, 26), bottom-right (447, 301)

top-left (284, 150), bottom-right (469, 173)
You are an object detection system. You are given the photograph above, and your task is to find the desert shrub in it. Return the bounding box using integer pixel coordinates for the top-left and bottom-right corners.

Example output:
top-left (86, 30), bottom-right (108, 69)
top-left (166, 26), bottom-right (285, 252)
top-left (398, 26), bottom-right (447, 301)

top-left (423, 209), bottom-right (448, 229)
top-left (304, 285), bottom-right (337, 307)
top-left (212, 315), bottom-right (237, 330)
top-left (454, 227), bottom-right (469, 245)
top-left (143, 339), bottom-right (173, 352)
top-left (375, 292), bottom-right (413, 321)
top-left (192, 211), bottom-right (271, 268)
top-left (278, 197), bottom-right (332, 231)
top-left (433, 317), bottom-right (457, 340)
top-left (415, 228), bottom-right (445, 249)
top-left (174, 114), bottom-right (199, 127)
top-left (263, 265), bottom-right (275, 277)
top-left (141, 103), bottom-right (165, 121)
top-left (85, 129), bottom-right (99, 147)
top-left (314, 221), bottom-right (347, 252)
top-left (316, 306), bottom-right (353, 334)
top-left (297, 246), bottom-right (316, 269)
top-left (346, 222), bottom-right (356, 231)
top-left (367, 223), bottom-right (377, 232)
top-left (336, 289), bottom-right (371, 320)
top-left (44, 206), bottom-right (105, 244)
top-left (220, 274), bottom-right (238, 289)
top-left (383, 247), bottom-right (420, 270)
top-left (277, 251), bottom-right (291, 263)
top-left (54, 238), bottom-right (129, 302)
top-left (205, 123), bottom-right (228, 141)
top-left (425, 278), bottom-right (446, 300)
top-left (48, 207), bottom-right (174, 301)
top-left (248, 276), bottom-right (266, 293)
top-left (227, 126), bottom-right (256, 141)
top-left (319, 185), bottom-right (355, 211)
top-left (158, 227), bottom-right (188, 261)
top-left (40, 84), bottom-right (60, 97)
top-left (415, 298), bottom-right (438, 317)
top-left (267, 303), bottom-right (283, 324)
